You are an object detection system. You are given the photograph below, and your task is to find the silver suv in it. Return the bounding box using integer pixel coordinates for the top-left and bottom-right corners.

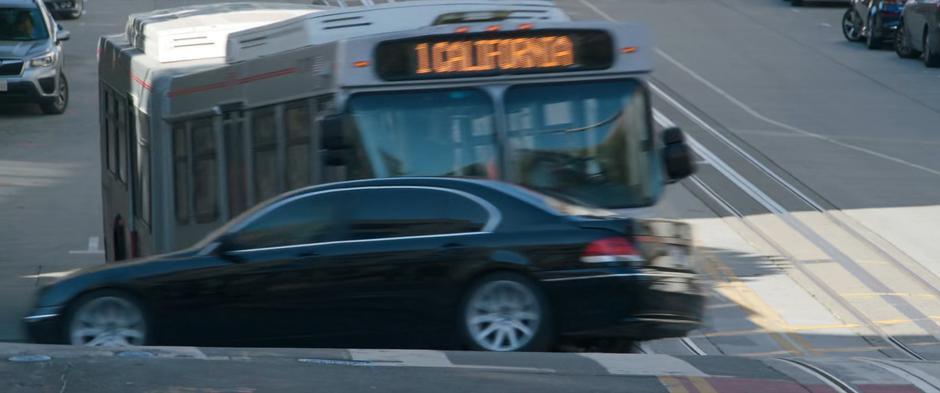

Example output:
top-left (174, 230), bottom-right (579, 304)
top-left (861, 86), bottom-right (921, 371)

top-left (0, 0), bottom-right (69, 115)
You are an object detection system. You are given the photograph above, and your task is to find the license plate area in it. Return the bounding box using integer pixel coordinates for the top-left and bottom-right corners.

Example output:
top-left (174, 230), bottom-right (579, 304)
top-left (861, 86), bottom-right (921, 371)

top-left (0, 80), bottom-right (8, 92)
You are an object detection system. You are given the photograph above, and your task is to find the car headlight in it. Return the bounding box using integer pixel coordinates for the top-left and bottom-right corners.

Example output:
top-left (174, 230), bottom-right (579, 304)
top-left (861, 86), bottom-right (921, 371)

top-left (29, 52), bottom-right (57, 68)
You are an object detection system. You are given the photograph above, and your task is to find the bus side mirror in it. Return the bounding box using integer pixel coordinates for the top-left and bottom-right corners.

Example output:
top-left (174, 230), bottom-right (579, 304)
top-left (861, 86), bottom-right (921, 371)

top-left (662, 127), bottom-right (695, 182)
top-left (319, 114), bottom-right (349, 166)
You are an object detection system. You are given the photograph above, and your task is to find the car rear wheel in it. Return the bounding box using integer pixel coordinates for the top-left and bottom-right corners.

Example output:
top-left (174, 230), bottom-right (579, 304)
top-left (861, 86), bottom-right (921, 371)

top-left (895, 22), bottom-right (921, 59)
top-left (925, 29), bottom-right (940, 68)
top-left (39, 74), bottom-right (68, 115)
top-left (842, 9), bottom-right (863, 42)
top-left (865, 15), bottom-right (882, 49)
top-left (66, 290), bottom-right (149, 347)
top-left (460, 272), bottom-right (552, 352)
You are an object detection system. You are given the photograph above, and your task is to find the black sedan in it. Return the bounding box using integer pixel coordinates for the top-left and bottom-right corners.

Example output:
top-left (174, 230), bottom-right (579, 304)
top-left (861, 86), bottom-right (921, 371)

top-left (24, 177), bottom-right (705, 352)
top-left (895, 0), bottom-right (940, 67)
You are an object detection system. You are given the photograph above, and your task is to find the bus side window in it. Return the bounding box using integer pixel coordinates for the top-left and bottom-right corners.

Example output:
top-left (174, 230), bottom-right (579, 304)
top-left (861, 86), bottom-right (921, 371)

top-left (252, 107), bottom-right (278, 202)
top-left (173, 123), bottom-right (190, 224)
top-left (116, 98), bottom-right (128, 184)
top-left (224, 112), bottom-right (248, 217)
top-left (284, 100), bottom-right (311, 191)
top-left (191, 118), bottom-right (218, 223)
top-left (102, 88), bottom-right (111, 174)
top-left (134, 111), bottom-right (151, 226)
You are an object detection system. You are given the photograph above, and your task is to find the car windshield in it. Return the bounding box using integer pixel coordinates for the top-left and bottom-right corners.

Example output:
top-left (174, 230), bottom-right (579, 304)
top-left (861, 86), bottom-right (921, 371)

top-left (347, 88), bottom-right (497, 179)
top-left (504, 80), bottom-right (659, 209)
top-left (0, 8), bottom-right (48, 41)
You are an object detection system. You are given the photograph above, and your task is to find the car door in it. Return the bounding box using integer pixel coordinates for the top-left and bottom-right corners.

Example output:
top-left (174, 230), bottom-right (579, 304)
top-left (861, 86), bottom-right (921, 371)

top-left (194, 190), bottom-right (354, 345)
top-left (294, 186), bottom-right (495, 349)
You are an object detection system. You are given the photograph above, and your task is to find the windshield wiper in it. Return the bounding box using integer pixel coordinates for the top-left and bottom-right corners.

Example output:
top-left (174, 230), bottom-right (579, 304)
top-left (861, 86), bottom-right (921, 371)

top-left (533, 110), bottom-right (623, 135)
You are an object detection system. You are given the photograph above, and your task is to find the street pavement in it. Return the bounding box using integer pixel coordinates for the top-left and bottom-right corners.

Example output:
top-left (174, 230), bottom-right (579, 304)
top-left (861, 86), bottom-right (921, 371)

top-left (2, 344), bottom-right (940, 392)
top-left (0, 0), bottom-right (939, 374)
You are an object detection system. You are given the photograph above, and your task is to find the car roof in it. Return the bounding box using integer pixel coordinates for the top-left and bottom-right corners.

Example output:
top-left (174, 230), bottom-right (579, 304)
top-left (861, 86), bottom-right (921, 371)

top-left (292, 177), bottom-right (517, 196)
top-left (0, 0), bottom-right (39, 8)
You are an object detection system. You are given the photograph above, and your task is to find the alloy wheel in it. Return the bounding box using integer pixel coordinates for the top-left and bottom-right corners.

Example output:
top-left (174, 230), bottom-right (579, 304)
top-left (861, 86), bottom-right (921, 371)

top-left (842, 9), bottom-right (863, 42)
top-left (464, 280), bottom-right (541, 351)
top-left (69, 296), bottom-right (147, 347)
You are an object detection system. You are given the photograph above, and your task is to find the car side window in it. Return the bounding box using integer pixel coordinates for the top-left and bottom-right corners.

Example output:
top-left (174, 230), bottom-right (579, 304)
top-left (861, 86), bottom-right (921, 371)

top-left (231, 191), bottom-right (353, 249)
top-left (346, 188), bottom-right (490, 240)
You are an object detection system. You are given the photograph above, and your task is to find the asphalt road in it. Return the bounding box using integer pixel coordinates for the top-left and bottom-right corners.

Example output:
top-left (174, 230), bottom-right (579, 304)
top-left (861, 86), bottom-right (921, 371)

top-left (1, 0), bottom-right (939, 370)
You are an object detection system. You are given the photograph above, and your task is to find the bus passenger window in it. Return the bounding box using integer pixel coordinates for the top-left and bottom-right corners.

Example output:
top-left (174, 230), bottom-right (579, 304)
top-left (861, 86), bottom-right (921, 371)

top-left (117, 98), bottom-right (128, 184)
top-left (224, 113), bottom-right (248, 217)
top-left (284, 101), bottom-right (311, 190)
top-left (191, 119), bottom-right (218, 223)
top-left (173, 124), bottom-right (189, 224)
top-left (252, 108), bottom-right (278, 202)
top-left (134, 112), bottom-right (151, 225)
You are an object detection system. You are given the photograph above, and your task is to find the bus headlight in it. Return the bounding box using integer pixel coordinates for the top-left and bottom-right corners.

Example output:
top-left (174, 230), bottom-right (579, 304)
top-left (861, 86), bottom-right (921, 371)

top-left (30, 52), bottom-right (57, 68)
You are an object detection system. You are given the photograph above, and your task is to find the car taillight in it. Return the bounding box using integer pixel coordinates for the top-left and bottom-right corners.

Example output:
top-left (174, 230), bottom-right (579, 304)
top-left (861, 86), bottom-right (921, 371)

top-left (581, 237), bottom-right (644, 264)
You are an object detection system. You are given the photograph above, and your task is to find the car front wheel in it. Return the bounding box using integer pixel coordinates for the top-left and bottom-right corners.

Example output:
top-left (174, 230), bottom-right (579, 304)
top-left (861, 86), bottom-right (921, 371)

top-left (65, 290), bottom-right (149, 347)
top-left (39, 74), bottom-right (68, 115)
top-left (459, 272), bottom-right (552, 352)
top-left (925, 29), bottom-right (940, 68)
top-left (842, 9), bottom-right (863, 42)
top-left (895, 22), bottom-right (921, 59)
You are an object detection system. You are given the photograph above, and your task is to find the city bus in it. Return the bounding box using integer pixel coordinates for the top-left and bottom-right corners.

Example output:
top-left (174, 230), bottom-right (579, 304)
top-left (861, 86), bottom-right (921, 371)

top-left (97, 0), bottom-right (693, 262)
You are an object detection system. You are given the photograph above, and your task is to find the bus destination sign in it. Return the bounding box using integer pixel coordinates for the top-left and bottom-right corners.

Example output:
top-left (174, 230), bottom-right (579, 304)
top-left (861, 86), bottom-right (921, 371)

top-left (375, 30), bottom-right (614, 80)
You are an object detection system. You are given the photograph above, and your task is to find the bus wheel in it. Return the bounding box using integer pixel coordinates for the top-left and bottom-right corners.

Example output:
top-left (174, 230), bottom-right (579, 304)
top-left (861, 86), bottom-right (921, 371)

top-left (66, 290), bottom-right (149, 347)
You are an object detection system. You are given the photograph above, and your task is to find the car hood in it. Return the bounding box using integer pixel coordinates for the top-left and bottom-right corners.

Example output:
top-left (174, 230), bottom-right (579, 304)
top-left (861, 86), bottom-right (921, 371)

top-left (0, 40), bottom-right (50, 59)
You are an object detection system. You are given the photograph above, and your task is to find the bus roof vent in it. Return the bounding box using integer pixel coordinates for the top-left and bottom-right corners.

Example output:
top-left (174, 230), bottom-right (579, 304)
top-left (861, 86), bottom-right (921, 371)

top-left (227, 0), bottom-right (568, 63)
top-left (125, 2), bottom-right (322, 63)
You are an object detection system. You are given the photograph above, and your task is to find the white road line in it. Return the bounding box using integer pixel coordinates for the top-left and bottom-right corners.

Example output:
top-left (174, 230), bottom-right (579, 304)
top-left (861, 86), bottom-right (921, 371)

top-left (578, 0), bottom-right (940, 178)
top-left (348, 349), bottom-right (554, 373)
top-left (68, 236), bottom-right (104, 255)
top-left (578, 353), bottom-right (707, 376)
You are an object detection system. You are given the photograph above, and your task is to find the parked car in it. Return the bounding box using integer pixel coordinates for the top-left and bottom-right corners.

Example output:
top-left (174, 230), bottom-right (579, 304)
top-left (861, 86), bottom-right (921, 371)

top-left (0, 0), bottom-right (69, 114)
top-left (23, 177), bottom-right (706, 351)
top-left (790, 0), bottom-right (851, 7)
top-left (842, 0), bottom-right (904, 49)
top-left (42, 0), bottom-right (82, 19)
top-left (894, 0), bottom-right (940, 67)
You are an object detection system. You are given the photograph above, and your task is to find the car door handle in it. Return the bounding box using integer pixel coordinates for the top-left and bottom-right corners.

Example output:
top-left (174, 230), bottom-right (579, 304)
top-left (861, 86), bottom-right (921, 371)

top-left (296, 252), bottom-right (319, 258)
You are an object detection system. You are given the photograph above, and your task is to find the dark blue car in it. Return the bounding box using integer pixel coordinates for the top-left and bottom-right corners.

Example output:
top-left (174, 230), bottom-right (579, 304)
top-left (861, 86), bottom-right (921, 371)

top-left (842, 0), bottom-right (904, 49)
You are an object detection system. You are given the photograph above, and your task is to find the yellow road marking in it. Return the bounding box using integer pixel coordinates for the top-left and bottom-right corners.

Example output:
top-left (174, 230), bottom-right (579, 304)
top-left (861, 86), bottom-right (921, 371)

top-left (701, 254), bottom-right (809, 356)
top-left (658, 377), bottom-right (690, 393)
top-left (787, 323), bottom-right (862, 331)
top-left (689, 377), bottom-right (718, 393)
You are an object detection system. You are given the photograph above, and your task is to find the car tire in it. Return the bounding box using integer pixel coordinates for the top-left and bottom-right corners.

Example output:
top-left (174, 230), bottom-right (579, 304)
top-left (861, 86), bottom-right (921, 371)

top-left (842, 9), bottom-right (863, 42)
top-left (895, 22), bottom-right (921, 59)
top-left (64, 289), bottom-right (150, 347)
top-left (39, 74), bottom-right (68, 115)
top-left (925, 29), bottom-right (940, 68)
top-left (865, 15), bottom-right (881, 49)
top-left (458, 272), bottom-right (552, 352)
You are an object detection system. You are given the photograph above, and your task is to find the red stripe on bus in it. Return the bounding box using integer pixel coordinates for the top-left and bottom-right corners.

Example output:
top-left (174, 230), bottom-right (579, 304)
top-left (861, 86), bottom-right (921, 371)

top-left (131, 74), bottom-right (152, 90)
top-left (168, 67), bottom-right (299, 98)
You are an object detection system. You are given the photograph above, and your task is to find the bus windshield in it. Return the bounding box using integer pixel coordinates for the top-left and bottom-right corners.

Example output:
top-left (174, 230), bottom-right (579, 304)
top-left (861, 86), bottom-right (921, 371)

top-left (346, 80), bottom-right (659, 209)
top-left (505, 80), bottom-right (658, 208)
top-left (347, 88), bottom-right (497, 179)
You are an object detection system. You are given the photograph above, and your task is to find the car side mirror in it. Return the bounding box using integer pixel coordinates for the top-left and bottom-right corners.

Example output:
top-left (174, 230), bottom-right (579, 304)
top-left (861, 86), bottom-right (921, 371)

top-left (319, 114), bottom-right (349, 166)
top-left (56, 26), bottom-right (70, 42)
top-left (213, 233), bottom-right (239, 256)
top-left (661, 127), bottom-right (695, 182)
